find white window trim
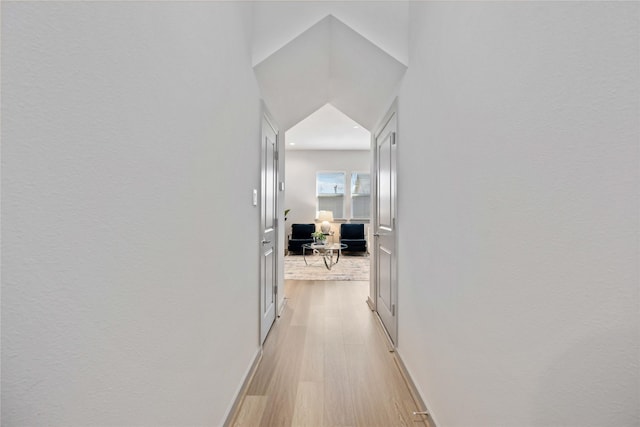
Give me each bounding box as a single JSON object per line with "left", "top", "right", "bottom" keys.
{"left": 316, "top": 170, "right": 346, "bottom": 220}
{"left": 350, "top": 171, "right": 371, "bottom": 221}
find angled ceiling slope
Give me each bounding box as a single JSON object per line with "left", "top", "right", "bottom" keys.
{"left": 253, "top": 15, "right": 407, "bottom": 132}
{"left": 286, "top": 104, "right": 370, "bottom": 150}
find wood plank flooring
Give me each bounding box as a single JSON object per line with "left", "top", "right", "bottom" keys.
{"left": 232, "top": 280, "right": 432, "bottom": 427}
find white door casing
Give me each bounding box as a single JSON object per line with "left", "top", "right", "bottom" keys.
{"left": 260, "top": 112, "right": 278, "bottom": 344}
{"left": 374, "top": 104, "right": 398, "bottom": 345}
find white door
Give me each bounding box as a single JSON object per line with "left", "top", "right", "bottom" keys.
{"left": 374, "top": 107, "right": 398, "bottom": 345}
{"left": 260, "top": 113, "right": 278, "bottom": 344}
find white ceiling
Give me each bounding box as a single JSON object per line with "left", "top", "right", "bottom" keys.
{"left": 253, "top": 14, "right": 407, "bottom": 133}
{"left": 251, "top": 1, "right": 409, "bottom": 67}
{"left": 285, "top": 104, "right": 370, "bottom": 150}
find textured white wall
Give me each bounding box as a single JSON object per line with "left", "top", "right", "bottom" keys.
{"left": 397, "top": 2, "right": 639, "bottom": 426}
{"left": 284, "top": 149, "right": 370, "bottom": 235}
{"left": 2, "top": 3, "right": 262, "bottom": 425}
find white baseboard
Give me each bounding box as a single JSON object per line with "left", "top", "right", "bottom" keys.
{"left": 394, "top": 347, "right": 440, "bottom": 427}
{"left": 222, "top": 347, "right": 263, "bottom": 427}
{"left": 366, "top": 296, "right": 376, "bottom": 311}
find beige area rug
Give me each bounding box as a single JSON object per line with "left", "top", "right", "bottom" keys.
{"left": 284, "top": 254, "right": 370, "bottom": 281}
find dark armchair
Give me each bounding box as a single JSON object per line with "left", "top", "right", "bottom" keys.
{"left": 340, "top": 223, "right": 367, "bottom": 253}
{"left": 287, "top": 223, "right": 315, "bottom": 254}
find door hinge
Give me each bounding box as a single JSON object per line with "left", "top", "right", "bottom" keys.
{"left": 392, "top": 304, "right": 396, "bottom": 316}
{"left": 275, "top": 285, "right": 278, "bottom": 295}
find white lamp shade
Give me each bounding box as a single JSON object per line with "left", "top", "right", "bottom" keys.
{"left": 317, "top": 211, "right": 334, "bottom": 222}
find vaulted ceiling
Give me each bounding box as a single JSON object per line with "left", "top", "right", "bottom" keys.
{"left": 285, "top": 104, "right": 370, "bottom": 150}
{"left": 253, "top": 14, "right": 407, "bottom": 132}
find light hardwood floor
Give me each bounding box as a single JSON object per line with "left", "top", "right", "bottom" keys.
{"left": 231, "top": 280, "right": 433, "bottom": 427}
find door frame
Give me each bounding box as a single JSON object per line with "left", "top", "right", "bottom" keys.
{"left": 369, "top": 99, "right": 399, "bottom": 346}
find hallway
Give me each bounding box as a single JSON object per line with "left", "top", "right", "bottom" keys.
{"left": 4, "top": 2, "right": 637, "bottom": 425}
{"left": 232, "top": 280, "right": 432, "bottom": 427}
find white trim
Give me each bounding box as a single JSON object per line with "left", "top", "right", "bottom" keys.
{"left": 222, "top": 347, "right": 263, "bottom": 427}
{"left": 394, "top": 347, "right": 441, "bottom": 427}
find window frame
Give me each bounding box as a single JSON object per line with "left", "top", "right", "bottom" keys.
{"left": 350, "top": 171, "right": 371, "bottom": 220}
{"left": 316, "top": 171, "right": 346, "bottom": 220}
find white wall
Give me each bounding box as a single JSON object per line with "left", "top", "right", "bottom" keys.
{"left": 284, "top": 149, "right": 370, "bottom": 236}
{"left": 2, "top": 3, "right": 262, "bottom": 425}
{"left": 397, "top": 2, "right": 639, "bottom": 426}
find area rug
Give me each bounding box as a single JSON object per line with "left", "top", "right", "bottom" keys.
{"left": 284, "top": 254, "right": 370, "bottom": 281}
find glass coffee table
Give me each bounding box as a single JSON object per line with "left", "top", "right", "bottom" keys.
{"left": 302, "top": 243, "right": 348, "bottom": 270}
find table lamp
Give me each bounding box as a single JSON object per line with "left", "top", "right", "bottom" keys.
{"left": 318, "top": 210, "right": 333, "bottom": 233}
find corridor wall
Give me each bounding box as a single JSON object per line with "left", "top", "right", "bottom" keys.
{"left": 397, "top": 2, "right": 639, "bottom": 426}
{"left": 2, "top": 2, "right": 262, "bottom": 425}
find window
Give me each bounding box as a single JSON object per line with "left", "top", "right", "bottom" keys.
{"left": 351, "top": 172, "right": 371, "bottom": 219}
{"left": 317, "top": 172, "right": 345, "bottom": 219}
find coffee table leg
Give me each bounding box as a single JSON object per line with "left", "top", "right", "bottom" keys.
{"left": 303, "top": 246, "right": 309, "bottom": 265}
{"left": 323, "top": 250, "right": 334, "bottom": 270}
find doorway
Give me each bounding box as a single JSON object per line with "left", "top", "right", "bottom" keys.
{"left": 253, "top": 12, "right": 406, "bottom": 348}
{"left": 282, "top": 105, "right": 372, "bottom": 283}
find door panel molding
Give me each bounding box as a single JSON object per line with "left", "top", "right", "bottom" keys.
{"left": 260, "top": 108, "right": 279, "bottom": 344}
{"left": 373, "top": 100, "right": 398, "bottom": 346}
